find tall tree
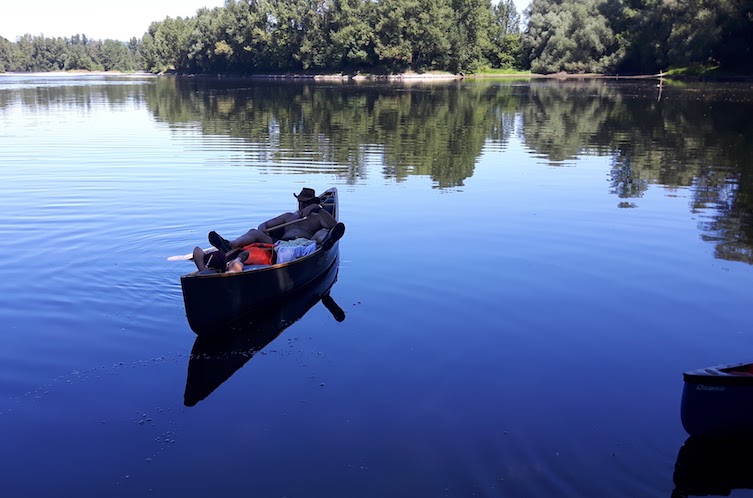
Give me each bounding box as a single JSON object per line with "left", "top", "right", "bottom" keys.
{"left": 487, "top": 0, "right": 522, "bottom": 68}
{"left": 449, "top": 0, "right": 495, "bottom": 72}
{"left": 374, "top": 0, "right": 455, "bottom": 71}
{"left": 142, "top": 17, "right": 195, "bottom": 72}
{"left": 261, "top": 0, "right": 325, "bottom": 70}
{"left": 715, "top": 0, "right": 753, "bottom": 73}
{"left": 128, "top": 37, "right": 144, "bottom": 71}
{"left": 498, "top": 0, "right": 521, "bottom": 34}
{"left": 325, "top": 0, "right": 376, "bottom": 69}
{"left": 616, "top": 0, "right": 719, "bottom": 72}
{"left": 14, "top": 35, "right": 35, "bottom": 72}
{"left": 0, "top": 36, "right": 17, "bottom": 72}
{"left": 522, "top": 0, "right": 623, "bottom": 73}
{"left": 65, "top": 43, "right": 95, "bottom": 70}
{"left": 101, "top": 40, "right": 136, "bottom": 71}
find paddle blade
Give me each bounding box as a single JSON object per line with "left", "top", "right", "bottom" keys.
{"left": 167, "top": 247, "right": 216, "bottom": 262}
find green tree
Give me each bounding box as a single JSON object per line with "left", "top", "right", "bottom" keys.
{"left": 487, "top": 0, "right": 522, "bottom": 68}
{"left": 27, "top": 35, "right": 68, "bottom": 71}
{"left": 374, "top": 0, "right": 455, "bottom": 71}
{"left": 0, "top": 36, "right": 18, "bottom": 72}
{"left": 14, "top": 35, "right": 34, "bottom": 72}
{"left": 128, "top": 37, "right": 144, "bottom": 71}
{"left": 65, "top": 43, "right": 95, "bottom": 70}
{"left": 182, "top": 7, "right": 222, "bottom": 73}
{"left": 615, "top": 0, "right": 718, "bottom": 72}
{"left": 448, "top": 0, "right": 495, "bottom": 72}
{"left": 101, "top": 39, "right": 135, "bottom": 71}
{"left": 715, "top": 0, "right": 753, "bottom": 72}
{"left": 325, "top": 0, "right": 376, "bottom": 69}
{"left": 611, "top": 0, "right": 750, "bottom": 74}
{"left": 86, "top": 39, "right": 105, "bottom": 70}
{"left": 499, "top": 0, "right": 521, "bottom": 34}
{"left": 522, "top": 0, "right": 623, "bottom": 73}
{"left": 190, "top": 0, "right": 275, "bottom": 73}
{"left": 139, "top": 31, "right": 160, "bottom": 72}
{"left": 294, "top": 0, "right": 329, "bottom": 70}
{"left": 666, "top": 0, "right": 722, "bottom": 67}
{"left": 258, "top": 0, "right": 326, "bottom": 70}
{"left": 141, "top": 16, "right": 195, "bottom": 72}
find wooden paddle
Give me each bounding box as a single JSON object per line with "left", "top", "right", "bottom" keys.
{"left": 167, "top": 216, "right": 310, "bottom": 261}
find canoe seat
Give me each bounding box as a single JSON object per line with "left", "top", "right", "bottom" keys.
{"left": 322, "top": 198, "right": 335, "bottom": 215}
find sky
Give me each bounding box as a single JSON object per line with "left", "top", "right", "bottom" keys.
{"left": 1, "top": 0, "right": 228, "bottom": 41}
{"left": 1, "top": 0, "right": 531, "bottom": 42}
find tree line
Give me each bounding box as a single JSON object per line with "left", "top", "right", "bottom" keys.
{"left": 134, "top": 0, "right": 522, "bottom": 74}
{"left": 0, "top": 34, "right": 142, "bottom": 72}
{"left": 522, "top": 0, "right": 752, "bottom": 74}
{"left": 0, "top": 0, "right": 519, "bottom": 74}
{"left": 0, "top": 0, "right": 751, "bottom": 75}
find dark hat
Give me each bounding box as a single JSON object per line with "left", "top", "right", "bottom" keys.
{"left": 203, "top": 251, "right": 227, "bottom": 272}
{"left": 294, "top": 188, "right": 317, "bottom": 201}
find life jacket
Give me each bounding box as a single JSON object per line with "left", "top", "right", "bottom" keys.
{"left": 241, "top": 243, "right": 275, "bottom": 265}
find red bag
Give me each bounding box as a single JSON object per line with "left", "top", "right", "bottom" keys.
{"left": 241, "top": 243, "right": 275, "bottom": 265}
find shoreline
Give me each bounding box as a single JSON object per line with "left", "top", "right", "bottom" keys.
{"left": 2, "top": 70, "right": 749, "bottom": 82}
{"left": 171, "top": 71, "right": 669, "bottom": 82}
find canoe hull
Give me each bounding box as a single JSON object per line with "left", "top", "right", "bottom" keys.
{"left": 681, "top": 362, "right": 753, "bottom": 436}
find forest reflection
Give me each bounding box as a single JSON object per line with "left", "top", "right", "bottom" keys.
{"left": 143, "top": 78, "right": 753, "bottom": 263}
{"left": 519, "top": 80, "right": 753, "bottom": 263}
{"left": 2, "top": 76, "right": 750, "bottom": 263}
{"left": 0, "top": 76, "right": 147, "bottom": 110}
{"left": 143, "top": 78, "right": 506, "bottom": 188}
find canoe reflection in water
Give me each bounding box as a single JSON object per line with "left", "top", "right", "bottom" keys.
{"left": 183, "top": 258, "right": 343, "bottom": 407}
{"left": 672, "top": 431, "right": 753, "bottom": 497}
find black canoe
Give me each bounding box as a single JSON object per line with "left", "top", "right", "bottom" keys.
{"left": 180, "top": 187, "right": 341, "bottom": 336}
{"left": 681, "top": 361, "right": 753, "bottom": 436}
{"left": 183, "top": 259, "right": 343, "bottom": 406}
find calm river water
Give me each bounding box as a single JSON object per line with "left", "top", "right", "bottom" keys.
{"left": 1, "top": 74, "right": 752, "bottom": 497}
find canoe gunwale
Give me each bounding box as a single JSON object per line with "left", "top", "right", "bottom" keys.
{"left": 683, "top": 362, "right": 753, "bottom": 385}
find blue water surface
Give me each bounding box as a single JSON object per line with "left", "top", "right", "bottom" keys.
{"left": 1, "top": 74, "right": 752, "bottom": 497}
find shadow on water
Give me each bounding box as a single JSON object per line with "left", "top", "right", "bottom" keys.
{"left": 672, "top": 432, "right": 753, "bottom": 497}
{"left": 183, "top": 259, "right": 343, "bottom": 407}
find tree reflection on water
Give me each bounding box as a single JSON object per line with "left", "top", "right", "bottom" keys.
{"left": 148, "top": 78, "right": 753, "bottom": 263}
{"left": 2, "top": 76, "right": 750, "bottom": 263}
